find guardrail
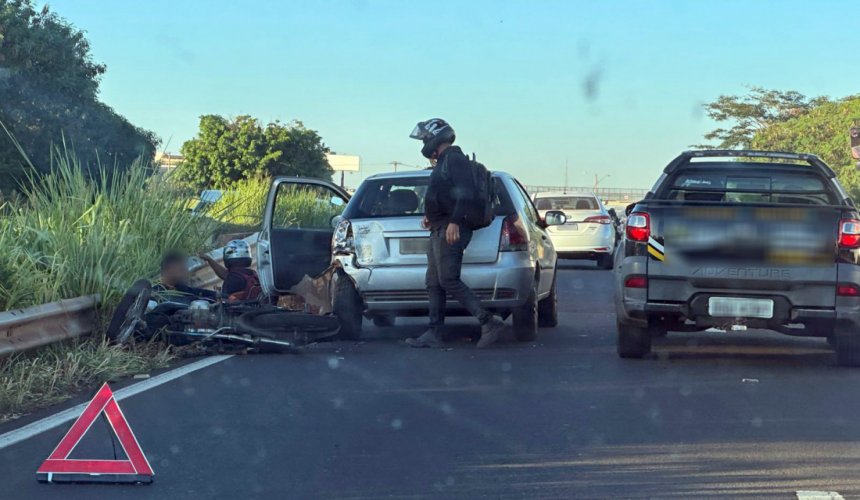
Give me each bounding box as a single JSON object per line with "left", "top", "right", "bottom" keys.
{"left": 0, "top": 295, "right": 101, "bottom": 357}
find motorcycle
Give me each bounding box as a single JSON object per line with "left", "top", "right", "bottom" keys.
{"left": 106, "top": 279, "right": 340, "bottom": 353}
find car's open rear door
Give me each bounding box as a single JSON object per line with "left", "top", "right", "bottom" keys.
{"left": 257, "top": 178, "right": 350, "bottom": 296}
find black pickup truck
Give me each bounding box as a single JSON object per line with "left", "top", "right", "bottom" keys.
{"left": 614, "top": 150, "right": 860, "bottom": 366}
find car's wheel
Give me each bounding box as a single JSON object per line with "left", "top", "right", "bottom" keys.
{"left": 106, "top": 279, "right": 152, "bottom": 344}
{"left": 616, "top": 319, "right": 652, "bottom": 358}
{"left": 537, "top": 272, "right": 558, "bottom": 328}
{"left": 513, "top": 285, "right": 538, "bottom": 341}
{"left": 834, "top": 329, "right": 860, "bottom": 366}
{"left": 597, "top": 253, "right": 613, "bottom": 270}
{"left": 333, "top": 272, "right": 363, "bottom": 340}
{"left": 372, "top": 314, "right": 396, "bottom": 327}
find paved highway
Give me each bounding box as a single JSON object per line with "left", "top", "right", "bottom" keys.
{"left": 2, "top": 262, "right": 859, "bottom": 498}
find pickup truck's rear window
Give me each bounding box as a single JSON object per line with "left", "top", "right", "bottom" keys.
{"left": 663, "top": 169, "right": 836, "bottom": 205}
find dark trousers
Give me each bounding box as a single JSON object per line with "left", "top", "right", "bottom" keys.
{"left": 426, "top": 226, "right": 491, "bottom": 331}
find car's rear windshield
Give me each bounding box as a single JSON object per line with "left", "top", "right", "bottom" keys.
{"left": 660, "top": 167, "right": 837, "bottom": 205}
{"left": 534, "top": 196, "right": 598, "bottom": 211}
{"left": 343, "top": 176, "right": 514, "bottom": 219}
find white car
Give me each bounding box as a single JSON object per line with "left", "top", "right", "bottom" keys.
{"left": 533, "top": 192, "right": 617, "bottom": 269}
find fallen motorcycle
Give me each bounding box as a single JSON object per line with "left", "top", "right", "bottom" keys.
{"left": 106, "top": 279, "right": 340, "bottom": 353}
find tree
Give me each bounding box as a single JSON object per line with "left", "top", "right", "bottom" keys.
{"left": 176, "top": 115, "right": 333, "bottom": 189}
{"left": 750, "top": 95, "right": 860, "bottom": 198}
{"left": 0, "top": 0, "right": 158, "bottom": 191}
{"left": 695, "top": 86, "right": 831, "bottom": 150}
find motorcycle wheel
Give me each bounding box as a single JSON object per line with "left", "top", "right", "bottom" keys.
{"left": 235, "top": 310, "right": 340, "bottom": 344}
{"left": 106, "top": 279, "right": 152, "bottom": 344}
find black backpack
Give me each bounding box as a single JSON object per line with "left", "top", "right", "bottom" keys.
{"left": 440, "top": 150, "right": 497, "bottom": 230}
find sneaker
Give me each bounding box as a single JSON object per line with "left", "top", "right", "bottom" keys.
{"left": 477, "top": 317, "right": 504, "bottom": 349}
{"left": 406, "top": 329, "right": 443, "bottom": 348}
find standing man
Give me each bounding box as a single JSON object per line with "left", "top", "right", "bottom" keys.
{"left": 406, "top": 118, "right": 505, "bottom": 349}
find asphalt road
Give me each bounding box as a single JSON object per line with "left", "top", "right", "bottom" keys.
{"left": 2, "top": 262, "right": 860, "bottom": 499}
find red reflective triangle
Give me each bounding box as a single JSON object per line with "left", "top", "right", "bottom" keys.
{"left": 37, "top": 383, "right": 154, "bottom": 483}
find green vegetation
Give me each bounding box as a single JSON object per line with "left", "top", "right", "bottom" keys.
{"left": 698, "top": 88, "right": 860, "bottom": 199}
{"left": 174, "top": 115, "right": 333, "bottom": 190}
{"left": 0, "top": 0, "right": 157, "bottom": 192}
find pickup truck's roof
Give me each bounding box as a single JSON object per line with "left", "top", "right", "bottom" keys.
{"left": 664, "top": 150, "right": 835, "bottom": 178}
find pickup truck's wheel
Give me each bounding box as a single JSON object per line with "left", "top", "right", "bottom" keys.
{"left": 372, "top": 314, "right": 396, "bottom": 327}
{"left": 513, "top": 286, "right": 538, "bottom": 341}
{"left": 537, "top": 273, "right": 558, "bottom": 328}
{"left": 333, "top": 272, "right": 363, "bottom": 340}
{"left": 616, "top": 319, "right": 652, "bottom": 358}
{"left": 597, "top": 254, "right": 613, "bottom": 270}
{"left": 834, "top": 330, "right": 860, "bottom": 366}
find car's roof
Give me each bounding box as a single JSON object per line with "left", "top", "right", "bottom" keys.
{"left": 533, "top": 191, "right": 598, "bottom": 198}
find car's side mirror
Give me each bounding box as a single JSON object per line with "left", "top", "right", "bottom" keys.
{"left": 544, "top": 210, "right": 567, "bottom": 226}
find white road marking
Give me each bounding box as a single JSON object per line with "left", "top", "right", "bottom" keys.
{"left": 0, "top": 354, "right": 233, "bottom": 450}
{"left": 797, "top": 491, "right": 845, "bottom": 500}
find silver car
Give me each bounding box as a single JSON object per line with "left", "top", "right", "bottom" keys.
{"left": 533, "top": 192, "right": 617, "bottom": 269}
{"left": 255, "top": 170, "right": 565, "bottom": 341}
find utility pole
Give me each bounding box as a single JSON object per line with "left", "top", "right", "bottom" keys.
{"left": 593, "top": 173, "right": 611, "bottom": 192}
{"left": 389, "top": 161, "right": 402, "bottom": 172}
{"left": 564, "top": 159, "right": 569, "bottom": 194}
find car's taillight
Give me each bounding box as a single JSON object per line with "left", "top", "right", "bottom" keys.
{"left": 624, "top": 276, "right": 647, "bottom": 288}
{"left": 500, "top": 214, "right": 529, "bottom": 251}
{"left": 332, "top": 219, "right": 354, "bottom": 254}
{"left": 838, "top": 219, "right": 860, "bottom": 249}
{"left": 838, "top": 283, "right": 860, "bottom": 296}
{"left": 583, "top": 215, "right": 611, "bottom": 224}
{"left": 626, "top": 212, "right": 650, "bottom": 242}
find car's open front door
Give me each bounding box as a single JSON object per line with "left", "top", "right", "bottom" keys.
{"left": 257, "top": 178, "right": 350, "bottom": 296}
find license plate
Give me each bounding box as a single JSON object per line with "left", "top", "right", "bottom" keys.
{"left": 558, "top": 223, "right": 579, "bottom": 231}
{"left": 708, "top": 297, "right": 773, "bottom": 319}
{"left": 400, "top": 238, "right": 429, "bottom": 255}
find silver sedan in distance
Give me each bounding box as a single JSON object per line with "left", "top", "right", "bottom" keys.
{"left": 533, "top": 192, "right": 617, "bottom": 269}
{"left": 330, "top": 170, "right": 566, "bottom": 342}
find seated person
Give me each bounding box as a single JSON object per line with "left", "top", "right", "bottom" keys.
{"left": 153, "top": 250, "right": 217, "bottom": 303}
{"left": 199, "top": 240, "right": 264, "bottom": 301}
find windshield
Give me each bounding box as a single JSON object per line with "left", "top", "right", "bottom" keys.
{"left": 535, "top": 196, "right": 599, "bottom": 211}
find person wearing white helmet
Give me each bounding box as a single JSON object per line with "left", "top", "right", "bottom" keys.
{"left": 200, "top": 239, "right": 264, "bottom": 301}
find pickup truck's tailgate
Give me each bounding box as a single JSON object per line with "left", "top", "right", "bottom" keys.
{"left": 646, "top": 205, "right": 840, "bottom": 308}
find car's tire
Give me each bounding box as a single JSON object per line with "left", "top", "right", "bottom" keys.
{"left": 616, "top": 319, "right": 652, "bottom": 358}
{"left": 834, "top": 329, "right": 860, "bottom": 366}
{"left": 513, "top": 285, "right": 538, "bottom": 341}
{"left": 333, "top": 272, "right": 363, "bottom": 340}
{"left": 372, "top": 314, "right": 396, "bottom": 328}
{"left": 597, "top": 253, "right": 613, "bottom": 270}
{"left": 106, "top": 279, "right": 152, "bottom": 344}
{"left": 537, "top": 272, "right": 558, "bottom": 328}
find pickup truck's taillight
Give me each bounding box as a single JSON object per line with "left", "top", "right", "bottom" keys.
{"left": 332, "top": 219, "right": 354, "bottom": 254}
{"left": 624, "top": 275, "right": 647, "bottom": 288}
{"left": 500, "top": 214, "right": 529, "bottom": 251}
{"left": 626, "top": 212, "right": 650, "bottom": 242}
{"left": 583, "top": 215, "right": 611, "bottom": 224}
{"left": 837, "top": 283, "right": 860, "bottom": 297}
{"left": 838, "top": 219, "right": 860, "bottom": 249}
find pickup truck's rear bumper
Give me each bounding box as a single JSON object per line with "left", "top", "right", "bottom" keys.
{"left": 616, "top": 258, "right": 860, "bottom": 335}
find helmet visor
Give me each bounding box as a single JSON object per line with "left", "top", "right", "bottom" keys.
{"left": 409, "top": 123, "right": 433, "bottom": 142}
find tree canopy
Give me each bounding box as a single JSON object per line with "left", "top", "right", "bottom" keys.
{"left": 175, "top": 115, "right": 333, "bottom": 189}
{"left": 0, "top": 0, "right": 157, "bottom": 191}
{"left": 698, "top": 88, "right": 860, "bottom": 199}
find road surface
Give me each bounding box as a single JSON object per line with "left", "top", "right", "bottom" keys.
{"left": 1, "top": 262, "right": 859, "bottom": 498}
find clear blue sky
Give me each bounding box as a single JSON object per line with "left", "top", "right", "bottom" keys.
{"left": 49, "top": 0, "right": 857, "bottom": 188}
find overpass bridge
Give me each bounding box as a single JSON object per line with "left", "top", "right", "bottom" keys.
{"left": 523, "top": 185, "right": 649, "bottom": 204}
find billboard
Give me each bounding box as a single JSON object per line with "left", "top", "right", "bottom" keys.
{"left": 326, "top": 153, "right": 360, "bottom": 172}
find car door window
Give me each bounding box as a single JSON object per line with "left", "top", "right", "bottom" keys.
{"left": 272, "top": 182, "right": 347, "bottom": 229}
{"left": 513, "top": 181, "right": 540, "bottom": 223}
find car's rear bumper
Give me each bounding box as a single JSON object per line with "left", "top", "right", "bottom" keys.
{"left": 336, "top": 252, "right": 535, "bottom": 312}
{"left": 549, "top": 225, "right": 615, "bottom": 256}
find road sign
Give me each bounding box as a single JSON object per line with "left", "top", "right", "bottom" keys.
{"left": 36, "top": 383, "right": 154, "bottom": 484}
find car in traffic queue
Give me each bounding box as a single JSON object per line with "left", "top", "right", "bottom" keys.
{"left": 614, "top": 150, "right": 860, "bottom": 366}
{"left": 306, "top": 170, "right": 565, "bottom": 341}
{"left": 533, "top": 191, "right": 617, "bottom": 269}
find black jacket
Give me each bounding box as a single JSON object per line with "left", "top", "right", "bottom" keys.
{"left": 424, "top": 146, "right": 475, "bottom": 229}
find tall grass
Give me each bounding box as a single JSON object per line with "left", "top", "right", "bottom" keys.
{"left": 0, "top": 150, "right": 218, "bottom": 311}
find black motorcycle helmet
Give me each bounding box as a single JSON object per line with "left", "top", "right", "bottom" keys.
{"left": 409, "top": 118, "right": 456, "bottom": 159}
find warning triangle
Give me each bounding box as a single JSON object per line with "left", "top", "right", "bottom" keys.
{"left": 37, "top": 383, "right": 154, "bottom": 484}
